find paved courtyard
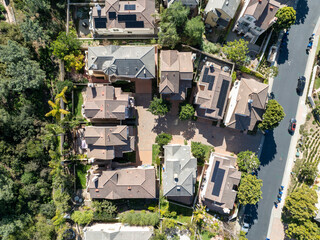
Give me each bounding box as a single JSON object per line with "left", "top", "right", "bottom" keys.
{"left": 135, "top": 100, "right": 263, "bottom": 165}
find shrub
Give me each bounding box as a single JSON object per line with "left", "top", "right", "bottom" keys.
{"left": 179, "top": 104, "right": 195, "bottom": 120}
{"left": 155, "top": 133, "right": 173, "bottom": 147}
{"left": 119, "top": 211, "right": 160, "bottom": 226}
{"left": 92, "top": 200, "right": 117, "bottom": 221}
{"left": 232, "top": 71, "right": 237, "bottom": 83}
{"left": 203, "top": 41, "right": 220, "bottom": 54}
{"left": 71, "top": 210, "right": 94, "bottom": 226}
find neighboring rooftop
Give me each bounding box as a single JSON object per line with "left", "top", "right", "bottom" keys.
{"left": 224, "top": 77, "right": 268, "bottom": 131}
{"left": 84, "top": 126, "right": 135, "bottom": 160}
{"left": 205, "top": 0, "right": 241, "bottom": 19}
{"left": 201, "top": 153, "right": 241, "bottom": 214}
{"left": 163, "top": 145, "right": 197, "bottom": 203}
{"left": 88, "top": 167, "right": 156, "bottom": 199}
{"left": 194, "top": 62, "right": 232, "bottom": 120}
{"left": 86, "top": 45, "right": 156, "bottom": 79}
{"left": 84, "top": 223, "right": 153, "bottom": 240}
{"left": 84, "top": 85, "right": 131, "bottom": 120}
{"left": 159, "top": 50, "right": 193, "bottom": 100}
{"left": 244, "top": 0, "right": 280, "bottom": 30}
{"left": 166, "top": 0, "right": 199, "bottom": 8}
{"left": 91, "top": 0, "right": 155, "bottom": 31}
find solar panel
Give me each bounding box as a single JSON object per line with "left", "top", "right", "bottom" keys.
{"left": 124, "top": 4, "right": 136, "bottom": 10}
{"left": 211, "top": 161, "right": 220, "bottom": 182}
{"left": 94, "top": 18, "right": 107, "bottom": 29}
{"left": 202, "top": 67, "right": 215, "bottom": 90}
{"left": 212, "top": 168, "right": 225, "bottom": 197}
{"left": 118, "top": 14, "right": 136, "bottom": 22}
{"left": 217, "top": 79, "right": 230, "bottom": 116}
{"left": 109, "top": 12, "right": 116, "bottom": 20}
{"left": 125, "top": 21, "right": 144, "bottom": 28}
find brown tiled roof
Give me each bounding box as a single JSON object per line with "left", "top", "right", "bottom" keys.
{"left": 226, "top": 77, "right": 268, "bottom": 131}
{"left": 85, "top": 126, "right": 135, "bottom": 160}
{"left": 244, "top": 0, "right": 279, "bottom": 30}
{"left": 88, "top": 167, "right": 156, "bottom": 199}
{"left": 159, "top": 50, "right": 193, "bottom": 100}
{"left": 92, "top": 0, "right": 155, "bottom": 30}
{"left": 194, "top": 63, "right": 232, "bottom": 120}
{"left": 202, "top": 153, "right": 241, "bottom": 211}
{"left": 84, "top": 85, "right": 129, "bottom": 120}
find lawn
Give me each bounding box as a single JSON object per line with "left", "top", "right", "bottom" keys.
{"left": 152, "top": 144, "right": 161, "bottom": 165}
{"left": 203, "top": 144, "right": 214, "bottom": 162}
{"left": 160, "top": 198, "right": 193, "bottom": 224}
{"left": 74, "top": 86, "right": 84, "bottom": 117}
{"left": 314, "top": 77, "right": 320, "bottom": 90}
{"left": 76, "top": 163, "right": 91, "bottom": 189}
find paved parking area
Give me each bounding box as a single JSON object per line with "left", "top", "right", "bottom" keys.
{"left": 135, "top": 100, "right": 263, "bottom": 165}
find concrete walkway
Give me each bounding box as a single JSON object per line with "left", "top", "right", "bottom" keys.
{"left": 267, "top": 16, "right": 320, "bottom": 240}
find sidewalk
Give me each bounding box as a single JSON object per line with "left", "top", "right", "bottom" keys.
{"left": 266, "top": 16, "right": 320, "bottom": 240}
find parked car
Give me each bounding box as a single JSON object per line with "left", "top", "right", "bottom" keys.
{"left": 288, "top": 118, "right": 297, "bottom": 134}
{"left": 241, "top": 222, "right": 250, "bottom": 233}
{"left": 296, "top": 76, "right": 306, "bottom": 95}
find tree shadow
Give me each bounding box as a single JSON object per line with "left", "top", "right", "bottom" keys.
{"left": 259, "top": 130, "right": 277, "bottom": 167}
{"left": 244, "top": 204, "right": 259, "bottom": 226}
{"left": 182, "top": 121, "right": 196, "bottom": 140}
{"left": 295, "top": 0, "right": 309, "bottom": 25}
{"left": 152, "top": 116, "right": 169, "bottom": 134}
{"left": 277, "top": 34, "right": 289, "bottom": 65}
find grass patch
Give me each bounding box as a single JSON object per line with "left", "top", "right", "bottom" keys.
{"left": 201, "top": 231, "right": 216, "bottom": 240}
{"left": 160, "top": 198, "right": 193, "bottom": 224}
{"left": 152, "top": 144, "right": 161, "bottom": 165}
{"left": 74, "top": 87, "right": 84, "bottom": 117}
{"left": 314, "top": 77, "right": 320, "bottom": 90}
{"left": 76, "top": 164, "right": 91, "bottom": 189}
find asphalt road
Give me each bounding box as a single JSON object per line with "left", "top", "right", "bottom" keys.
{"left": 245, "top": 0, "right": 320, "bottom": 239}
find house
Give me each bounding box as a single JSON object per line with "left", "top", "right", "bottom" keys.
{"left": 164, "top": 0, "right": 198, "bottom": 9}
{"left": 82, "top": 125, "right": 135, "bottom": 161}
{"left": 87, "top": 166, "right": 156, "bottom": 199}
{"left": 84, "top": 223, "right": 153, "bottom": 240}
{"left": 201, "top": 153, "right": 241, "bottom": 214}
{"left": 233, "top": 0, "right": 280, "bottom": 43}
{"left": 88, "top": 0, "right": 156, "bottom": 36}
{"left": 204, "top": 0, "right": 241, "bottom": 29}
{"left": 159, "top": 50, "right": 194, "bottom": 101}
{"left": 224, "top": 77, "right": 268, "bottom": 132}
{"left": 194, "top": 62, "right": 232, "bottom": 123}
{"left": 85, "top": 45, "right": 156, "bottom": 81}
{"left": 163, "top": 145, "right": 197, "bottom": 205}
{"left": 83, "top": 85, "right": 134, "bottom": 121}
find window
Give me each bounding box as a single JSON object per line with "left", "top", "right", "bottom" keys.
{"left": 246, "top": 16, "right": 253, "bottom": 22}
{"left": 254, "top": 26, "right": 262, "bottom": 32}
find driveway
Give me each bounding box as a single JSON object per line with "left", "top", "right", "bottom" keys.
{"left": 135, "top": 100, "right": 262, "bottom": 165}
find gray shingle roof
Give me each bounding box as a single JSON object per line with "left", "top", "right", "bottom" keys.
{"left": 205, "top": 0, "right": 241, "bottom": 19}
{"left": 87, "top": 45, "right": 156, "bottom": 79}
{"left": 163, "top": 145, "right": 197, "bottom": 198}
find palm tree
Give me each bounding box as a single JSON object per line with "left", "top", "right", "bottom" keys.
{"left": 45, "top": 98, "right": 70, "bottom": 121}
{"left": 55, "top": 86, "right": 68, "bottom": 103}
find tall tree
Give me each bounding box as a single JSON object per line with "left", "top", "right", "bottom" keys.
{"left": 179, "top": 104, "right": 195, "bottom": 120}
{"left": 155, "top": 133, "right": 172, "bottom": 147}
{"left": 298, "top": 162, "right": 318, "bottom": 185}
{"left": 284, "top": 184, "right": 317, "bottom": 222}
{"left": 158, "top": 23, "right": 180, "bottom": 49}
{"left": 258, "top": 99, "right": 285, "bottom": 131}
{"left": 237, "top": 174, "right": 263, "bottom": 205}
{"left": 274, "top": 7, "right": 296, "bottom": 31}
{"left": 237, "top": 151, "right": 260, "bottom": 173}
{"left": 148, "top": 97, "right": 171, "bottom": 116}
{"left": 184, "top": 16, "right": 205, "bottom": 47}
{"left": 286, "top": 220, "right": 320, "bottom": 240}
{"left": 222, "top": 39, "right": 249, "bottom": 65}
{"left": 71, "top": 210, "right": 94, "bottom": 226}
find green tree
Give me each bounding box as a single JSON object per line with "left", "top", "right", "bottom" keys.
{"left": 237, "top": 151, "right": 260, "bottom": 173}
{"left": 284, "top": 184, "right": 317, "bottom": 222}
{"left": 274, "top": 7, "right": 296, "bottom": 31}
{"left": 151, "top": 230, "right": 166, "bottom": 240}
{"left": 160, "top": 2, "right": 189, "bottom": 29}
{"left": 179, "top": 104, "right": 195, "bottom": 120}
{"left": 92, "top": 200, "right": 117, "bottom": 221}
{"left": 298, "top": 162, "right": 318, "bottom": 185}
{"left": 71, "top": 210, "right": 94, "bottom": 226}
{"left": 148, "top": 97, "right": 171, "bottom": 116}
{"left": 258, "top": 99, "right": 285, "bottom": 131}
{"left": 237, "top": 174, "right": 263, "bottom": 205}
{"left": 155, "top": 133, "right": 172, "bottom": 147}
{"left": 239, "top": 231, "right": 248, "bottom": 240}
{"left": 51, "top": 30, "right": 81, "bottom": 59}
{"left": 119, "top": 211, "right": 159, "bottom": 226}
{"left": 184, "top": 16, "right": 205, "bottom": 47}
{"left": 222, "top": 39, "right": 249, "bottom": 65}
{"left": 29, "top": 214, "right": 56, "bottom": 240}
{"left": 0, "top": 40, "right": 45, "bottom": 92}
{"left": 158, "top": 23, "right": 180, "bottom": 49}
{"left": 203, "top": 41, "right": 220, "bottom": 54}
{"left": 45, "top": 98, "right": 70, "bottom": 121}
{"left": 20, "top": 18, "right": 49, "bottom": 43}
{"left": 286, "top": 220, "right": 320, "bottom": 240}
{"left": 191, "top": 142, "right": 206, "bottom": 160}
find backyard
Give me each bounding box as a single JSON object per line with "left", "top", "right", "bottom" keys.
{"left": 76, "top": 163, "right": 91, "bottom": 189}
{"left": 73, "top": 86, "right": 85, "bottom": 118}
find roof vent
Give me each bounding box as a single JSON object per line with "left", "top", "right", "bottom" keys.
{"left": 248, "top": 99, "right": 253, "bottom": 104}
{"left": 259, "top": 0, "right": 262, "bottom": 2}
{"left": 174, "top": 173, "right": 178, "bottom": 182}
{"left": 226, "top": 1, "right": 229, "bottom": 5}
{"left": 270, "top": 6, "right": 274, "bottom": 10}
{"left": 177, "top": 186, "right": 181, "bottom": 191}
